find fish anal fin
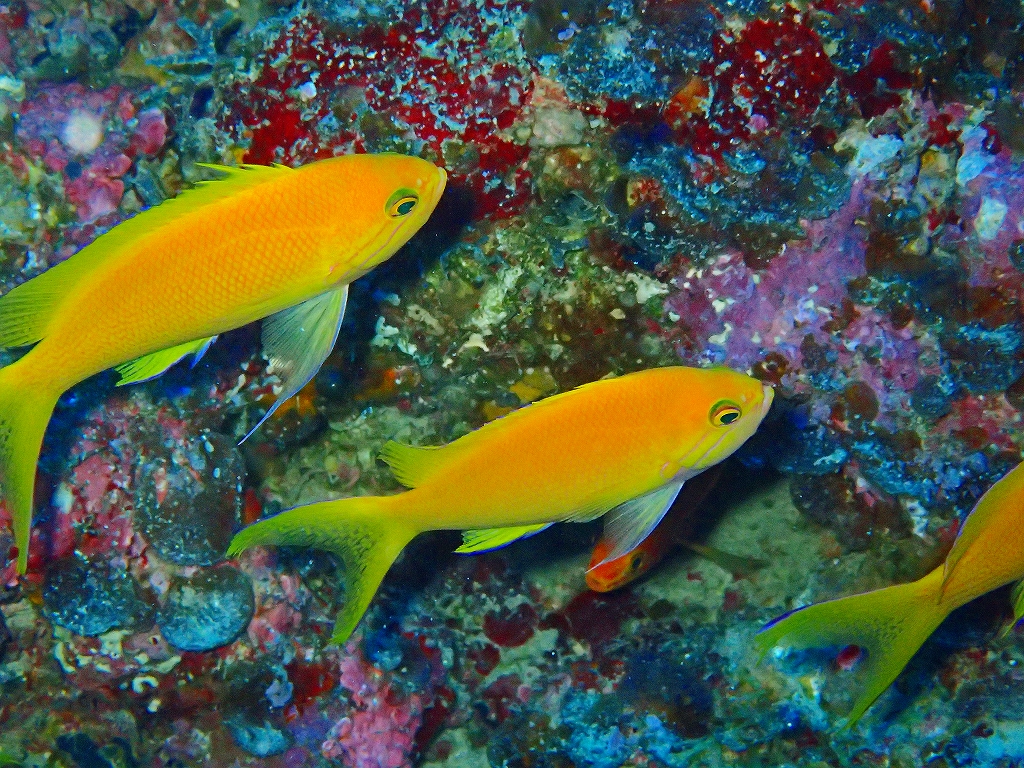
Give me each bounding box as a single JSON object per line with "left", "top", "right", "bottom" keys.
{"left": 242, "top": 284, "right": 348, "bottom": 443}
{"left": 115, "top": 335, "right": 217, "bottom": 386}
{"left": 455, "top": 523, "right": 551, "bottom": 554}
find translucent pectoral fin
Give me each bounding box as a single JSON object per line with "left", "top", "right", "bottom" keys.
{"left": 456, "top": 523, "right": 552, "bottom": 554}
{"left": 115, "top": 335, "right": 218, "bottom": 385}
{"left": 594, "top": 480, "right": 686, "bottom": 567}
{"left": 242, "top": 285, "right": 348, "bottom": 443}
{"left": 1011, "top": 579, "right": 1024, "bottom": 624}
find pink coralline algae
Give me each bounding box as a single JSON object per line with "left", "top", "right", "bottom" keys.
{"left": 15, "top": 84, "right": 167, "bottom": 222}
{"left": 321, "top": 643, "right": 424, "bottom": 768}
{"left": 664, "top": 180, "right": 871, "bottom": 374}
{"left": 219, "top": 0, "right": 536, "bottom": 217}
{"left": 45, "top": 398, "right": 147, "bottom": 567}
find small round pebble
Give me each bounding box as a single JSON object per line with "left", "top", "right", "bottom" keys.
{"left": 135, "top": 432, "right": 243, "bottom": 566}
{"left": 158, "top": 566, "right": 255, "bottom": 652}
{"left": 43, "top": 555, "right": 152, "bottom": 636}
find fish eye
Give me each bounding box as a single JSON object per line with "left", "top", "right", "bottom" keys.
{"left": 386, "top": 190, "right": 419, "bottom": 218}
{"left": 629, "top": 553, "right": 646, "bottom": 572}
{"left": 710, "top": 401, "right": 742, "bottom": 427}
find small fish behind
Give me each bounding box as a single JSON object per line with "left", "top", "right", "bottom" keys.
{"left": 0, "top": 153, "right": 447, "bottom": 573}
{"left": 586, "top": 464, "right": 724, "bottom": 592}
{"left": 228, "top": 366, "right": 774, "bottom": 643}
{"left": 756, "top": 459, "right": 1024, "bottom": 724}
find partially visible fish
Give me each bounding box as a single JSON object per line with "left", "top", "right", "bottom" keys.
{"left": 586, "top": 464, "right": 724, "bottom": 592}
{"left": 0, "top": 153, "right": 446, "bottom": 572}
{"left": 756, "top": 459, "right": 1024, "bottom": 724}
{"left": 229, "top": 366, "right": 774, "bottom": 643}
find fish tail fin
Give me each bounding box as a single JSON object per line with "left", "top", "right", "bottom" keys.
{"left": 755, "top": 567, "right": 948, "bottom": 724}
{"left": 227, "top": 494, "right": 417, "bottom": 644}
{"left": 0, "top": 362, "right": 58, "bottom": 573}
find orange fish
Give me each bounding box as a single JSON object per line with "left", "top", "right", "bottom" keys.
{"left": 0, "top": 154, "right": 446, "bottom": 572}
{"left": 586, "top": 464, "right": 724, "bottom": 592}
{"left": 229, "top": 366, "right": 774, "bottom": 642}
{"left": 757, "top": 459, "right": 1024, "bottom": 723}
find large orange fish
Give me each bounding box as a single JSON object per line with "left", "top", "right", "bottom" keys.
{"left": 757, "top": 460, "right": 1024, "bottom": 723}
{"left": 0, "top": 154, "right": 446, "bottom": 572}
{"left": 229, "top": 366, "right": 774, "bottom": 642}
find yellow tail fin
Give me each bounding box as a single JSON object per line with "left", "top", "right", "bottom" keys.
{"left": 755, "top": 567, "right": 949, "bottom": 724}
{"left": 0, "top": 362, "right": 59, "bottom": 573}
{"left": 227, "top": 495, "right": 416, "bottom": 643}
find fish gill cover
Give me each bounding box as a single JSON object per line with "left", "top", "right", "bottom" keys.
{"left": 0, "top": 0, "right": 1023, "bottom": 765}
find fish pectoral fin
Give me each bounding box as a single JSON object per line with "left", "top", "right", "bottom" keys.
{"left": 242, "top": 284, "right": 348, "bottom": 443}
{"left": 115, "top": 335, "right": 218, "bottom": 385}
{"left": 455, "top": 523, "right": 552, "bottom": 554}
{"left": 593, "top": 480, "right": 686, "bottom": 568}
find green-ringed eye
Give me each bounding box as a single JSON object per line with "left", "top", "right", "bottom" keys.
{"left": 710, "top": 401, "right": 742, "bottom": 427}
{"left": 386, "top": 190, "right": 419, "bottom": 217}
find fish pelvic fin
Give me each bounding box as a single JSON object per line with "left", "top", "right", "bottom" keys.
{"left": 755, "top": 566, "right": 948, "bottom": 726}
{"left": 227, "top": 494, "right": 416, "bottom": 644}
{"left": 0, "top": 361, "right": 60, "bottom": 573}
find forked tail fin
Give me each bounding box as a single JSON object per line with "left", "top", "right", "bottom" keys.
{"left": 0, "top": 362, "right": 59, "bottom": 573}
{"left": 754, "top": 566, "right": 949, "bottom": 724}
{"left": 227, "top": 494, "right": 416, "bottom": 643}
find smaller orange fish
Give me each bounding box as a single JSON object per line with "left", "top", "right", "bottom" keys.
{"left": 586, "top": 464, "right": 723, "bottom": 592}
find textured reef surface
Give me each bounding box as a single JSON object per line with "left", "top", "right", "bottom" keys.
{"left": 2, "top": 0, "right": 1024, "bottom": 765}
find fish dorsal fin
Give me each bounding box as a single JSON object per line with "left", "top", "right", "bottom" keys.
{"left": 592, "top": 479, "right": 688, "bottom": 568}
{"left": 941, "top": 461, "right": 1024, "bottom": 596}
{"left": 115, "top": 335, "right": 217, "bottom": 385}
{"left": 379, "top": 440, "right": 463, "bottom": 488}
{"left": 242, "top": 284, "right": 348, "bottom": 443}
{"left": 380, "top": 376, "right": 624, "bottom": 489}
{"left": 95, "top": 163, "right": 292, "bottom": 262}
{"left": 455, "top": 523, "right": 552, "bottom": 554}
{"left": 0, "top": 164, "right": 291, "bottom": 350}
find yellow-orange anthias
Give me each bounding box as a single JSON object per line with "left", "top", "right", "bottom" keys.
{"left": 229, "top": 365, "right": 774, "bottom": 643}
{"left": 0, "top": 153, "right": 447, "bottom": 572}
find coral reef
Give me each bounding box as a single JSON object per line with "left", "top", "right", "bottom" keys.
{"left": 1, "top": 0, "right": 1024, "bottom": 765}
